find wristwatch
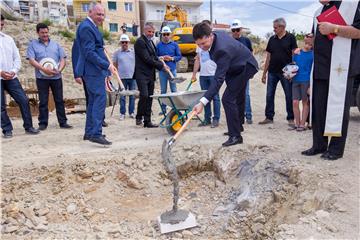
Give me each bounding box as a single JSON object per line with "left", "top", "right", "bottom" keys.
{"left": 333, "top": 25, "right": 339, "bottom": 34}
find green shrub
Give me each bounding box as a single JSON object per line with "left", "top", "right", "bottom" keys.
{"left": 58, "top": 29, "right": 75, "bottom": 40}
{"left": 99, "top": 27, "right": 111, "bottom": 41}
{"left": 42, "top": 19, "right": 53, "bottom": 26}
{"left": 130, "top": 36, "right": 137, "bottom": 44}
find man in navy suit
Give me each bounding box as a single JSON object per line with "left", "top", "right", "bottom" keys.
{"left": 192, "top": 22, "right": 258, "bottom": 147}
{"left": 74, "top": 3, "right": 116, "bottom": 145}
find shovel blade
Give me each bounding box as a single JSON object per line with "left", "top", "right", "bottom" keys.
{"left": 118, "top": 90, "right": 140, "bottom": 97}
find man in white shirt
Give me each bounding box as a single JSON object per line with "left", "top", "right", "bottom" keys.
{"left": 0, "top": 15, "right": 39, "bottom": 138}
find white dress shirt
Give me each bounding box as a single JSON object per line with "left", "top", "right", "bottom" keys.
{"left": 0, "top": 31, "right": 21, "bottom": 80}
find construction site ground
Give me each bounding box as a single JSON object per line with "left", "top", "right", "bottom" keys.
{"left": 1, "top": 71, "right": 359, "bottom": 239}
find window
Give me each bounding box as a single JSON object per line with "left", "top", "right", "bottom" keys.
{"left": 156, "top": 9, "right": 164, "bottom": 21}
{"left": 81, "top": 3, "right": 90, "bottom": 12}
{"left": 108, "top": 1, "right": 117, "bottom": 11}
{"left": 109, "top": 23, "right": 118, "bottom": 32}
{"left": 125, "top": 2, "right": 133, "bottom": 12}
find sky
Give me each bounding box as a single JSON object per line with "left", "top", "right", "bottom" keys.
{"left": 201, "top": 0, "right": 323, "bottom": 37}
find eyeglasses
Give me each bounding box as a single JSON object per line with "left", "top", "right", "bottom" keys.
{"left": 120, "top": 41, "right": 128, "bottom": 44}
{"left": 231, "top": 28, "right": 241, "bottom": 33}
{"left": 162, "top": 33, "right": 170, "bottom": 36}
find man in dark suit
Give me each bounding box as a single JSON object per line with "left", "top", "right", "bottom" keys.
{"left": 134, "top": 22, "right": 168, "bottom": 128}
{"left": 192, "top": 22, "right": 258, "bottom": 147}
{"left": 74, "top": 3, "right": 116, "bottom": 145}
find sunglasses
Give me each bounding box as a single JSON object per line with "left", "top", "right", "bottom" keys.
{"left": 232, "top": 28, "right": 241, "bottom": 33}
{"left": 162, "top": 33, "right": 170, "bottom": 36}
{"left": 121, "top": 41, "right": 128, "bottom": 44}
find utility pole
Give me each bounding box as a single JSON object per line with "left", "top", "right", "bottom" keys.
{"left": 210, "top": 0, "right": 213, "bottom": 23}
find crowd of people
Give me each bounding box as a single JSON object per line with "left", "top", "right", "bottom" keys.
{"left": 1, "top": 0, "right": 359, "bottom": 159}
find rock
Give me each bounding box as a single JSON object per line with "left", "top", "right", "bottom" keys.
{"left": 92, "top": 175, "right": 105, "bottom": 183}
{"left": 116, "top": 170, "right": 129, "bottom": 182}
{"left": 213, "top": 155, "right": 239, "bottom": 182}
{"left": 84, "top": 185, "right": 99, "bottom": 194}
{"left": 24, "top": 219, "right": 35, "bottom": 229}
{"left": 96, "top": 232, "right": 107, "bottom": 239}
{"left": 127, "top": 177, "right": 143, "bottom": 190}
{"left": 21, "top": 208, "right": 38, "bottom": 226}
{"left": 78, "top": 168, "right": 93, "bottom": 179}
{"left": 36, "top": 208, "right": 50, "bottom": 216}
{"left": 213, "top": 205, "right": 229, "bottom": 216}
{"left": 253, "top": 214, "right": 266, "bottom": 224}
{"left": 325, "top": 223, "right": 338, "bottom": 233}
{"left": 182, "top": 230, "right": 193, "bottom": 238}
{"left": 34, "top": 223, "right": 48, "bottom": 232}
{"left": 5, "top": 203, "right": 20, "bottom": 218}
{"left": 315, "top": 210, "right": 330, "bottom": 220}
{"left": 3, "top": 225, "right": 19, "bottom": 233}
{"left": 174, "top": 232, "right": 183, "bottom": 238}
{"left": 123, "top": 159, "right": 132, "bottom": 167}
{"left": 238, "top": 211, "right": 247, "bottom": 217}
{"left": 98, "top": 208, "right": 106, "bottom": 214}
{"left": 66, "top": 203, "right": 77, "bottom": 214}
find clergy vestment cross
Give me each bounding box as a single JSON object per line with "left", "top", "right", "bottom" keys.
{"left": 334, "top": 64, "right": 348, "bottom": 76}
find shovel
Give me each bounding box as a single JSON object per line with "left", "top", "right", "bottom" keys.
{"left": 104, "top": 49, "right": 139, "bottom": 116}
{"left": 159, "top": 58, "right": 186, "bottom": 84}
{"left": 159, "top": 111, "right": 198, "bottom": 234}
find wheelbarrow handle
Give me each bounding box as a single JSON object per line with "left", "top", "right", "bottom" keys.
{"left": 172, "top": 111, "right": 197, "bottom": 142}
{"left": 159, "top": 58, "right": 175, "bottom": 79}
{"left": 104, "top": 48, "right": 125, "bottom": 91}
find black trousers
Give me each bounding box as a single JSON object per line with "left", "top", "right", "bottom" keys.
{"left": 222, "top": 64, "right": 258, "bottom": 137}
{"left": 36, "top": 78, "right": 67, "bottom": 126}
{"left": 136, "top": 78, "right": 154, "bottom": 123}
{"left": 311, "top": 76, "right": 355, "bottom": 156}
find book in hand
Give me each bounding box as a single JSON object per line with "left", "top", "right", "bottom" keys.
{"left": 316, "top": 5, "right": 346, "bottom": 40}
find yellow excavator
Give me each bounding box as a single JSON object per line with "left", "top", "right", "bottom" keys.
{"left": 161, "top": 4, "right": 196, "bottom": 72}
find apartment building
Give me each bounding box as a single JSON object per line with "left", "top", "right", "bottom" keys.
{"left": 73, "top": 0, "right": 140, "bottom": 36}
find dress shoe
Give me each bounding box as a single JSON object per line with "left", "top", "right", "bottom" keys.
{"left": 89, "top": 136, "right": 112, "bottom": 145}
{"left": 83, "top": 134, "right": 106, "bottom": 141}
{"left": 222, "top": 136, "right": 243, "bottom": 147}
{"left": 60, "top": 123, "right": 73, "bottom": 129}
{"left": 136, "top": 119, "right": 143, "bottom": 126}
{"left": 38, "top": 125, "right": 47, "bottom": 131}
{"left": 258, "top": 118, "right": 273, "bottom": 125}
{"left": 144, "top": 122, "right": 158, "bottom": 128}
{"left": 25, "top": 127, "right": 40, "bottom": 135}
{"left": 102, "top": 121, "right": 108, "bottom": 127}
{"left": 3, "top": 131, "right": 13, "bottom": 138}
{"left": 321, "top": 151, "right": 342, "bottom": 161}
{"left": 301, "top": 147, "right": 327, "bottom": 156}
{"left": 211, "top": 119, "right": 219, "bottom": 128}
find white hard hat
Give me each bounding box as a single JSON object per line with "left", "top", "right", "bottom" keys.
{"left": 230, "top": 19, "right": 242, "bottom": 29}
{"left": 39, "top": 57, "right": 58, "bottom": 77}
{"left": 119, "top": 34, "right": 130, "bottom": 42}
{"left": 282, "top": 64, "right": 299, "bottom": 79}
{"left": 161, "top": 26, "right": 172, "bottom": 34}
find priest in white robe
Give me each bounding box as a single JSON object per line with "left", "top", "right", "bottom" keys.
{"left": 302, "top": 0, "right": 360, "bottom": 160}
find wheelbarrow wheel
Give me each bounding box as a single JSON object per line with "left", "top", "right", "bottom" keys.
{"left": 166, "top": 110, "right": 184, "bottom": 136}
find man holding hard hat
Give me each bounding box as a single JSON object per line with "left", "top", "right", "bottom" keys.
{"left": 27, "top": 22, "right": 72, "bottom": 131}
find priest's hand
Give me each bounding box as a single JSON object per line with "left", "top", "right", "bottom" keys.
{"left": 318, "top": 22, "right": 335, "bottom": 35}
{"left": 75, "top": 77, "right": 83, "bottom": 84}
{"left": 193, "top": 102, "right": 204, "bottom": 115}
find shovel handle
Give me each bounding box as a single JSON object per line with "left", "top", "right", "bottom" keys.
{"left": 173, "top": 111, "right": 197, "bottom": 141}
{"left": 159, "top": 58, "right": 174, "bottom": 79}
{"left": 104, "top": 49, "right": 125, "bottom": 91}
